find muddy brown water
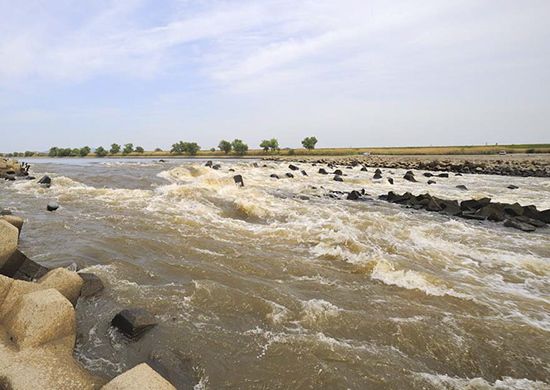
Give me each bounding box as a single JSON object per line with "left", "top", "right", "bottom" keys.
{"left": 1, "top": 158, "right": 549, "bottom": 390}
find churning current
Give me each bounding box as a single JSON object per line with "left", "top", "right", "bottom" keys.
{"left": 1, "top": 158, "right": 549, "bottom": 390}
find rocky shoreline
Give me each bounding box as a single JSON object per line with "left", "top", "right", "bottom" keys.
{"left": 0, "top": 160, "right": 178, "bottom": 390}
{"left": 262, "top": 154, "right": 550, "bottom": 177}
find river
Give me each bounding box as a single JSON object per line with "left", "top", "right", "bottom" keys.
{"left": 1, "top": 158, "right": 549, "bottom": 390}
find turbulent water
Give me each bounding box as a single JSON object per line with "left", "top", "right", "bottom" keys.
{"left": 1, "top": 158, "right": 550, "bottom": 390}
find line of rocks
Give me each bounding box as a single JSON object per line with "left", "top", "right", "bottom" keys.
{"left": 0, "top": 213, "right": 177, "bottom": 389}
{"left": 262, "top": 155, "right": 550, "bottom": 177}
{"left": 378, "top": 191, "right": 549, "bottom": 232}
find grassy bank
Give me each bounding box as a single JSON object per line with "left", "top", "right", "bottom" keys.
{"left": 7, "top": 143, "right": 550, "bottom": 158}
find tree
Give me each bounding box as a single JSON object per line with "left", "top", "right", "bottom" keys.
{"left": 269, "top": 138, "right": 279, "bottom": 152}
{"left": 70, "top": 148, "right": 80, "bottom": 157}
{"left": 302, "top": 136, "right": 318, "bottom": 150}
{"left": 79, "top": 146, "right": 91, "bottom": 157}
{"left": 24, "top": 151, "right": 34, "bottom": 157}
{"left": 260, "top": 140, "right": 271, "bottom": 152}
{"left": 218, "top": 140, "right": 232, "bottom": 154}
{"left": 122, "top": 143, "right": 134, "bottom": 155}
{"left": 171, "top": 141, "right": 200, "bottom": 156}
{"left": 49, "top": 147, "right": 59, "bottom": 157}
{"left": 210, "top": 147, "right": 215, "bottom": 152}
{"left": 95, "top": 146, "right": 108, "bottom": 157}
{"left": 171, "top": 142, "right": 184, "bottom": 155}
{"left": 154, "top": 148, "right": 162, "bottom": 152}
{"left": 135, "top": 146, "right": 144, "bottom": 153}
{"left": 231, "top": 139, "right": 248, "bottom": 155}
{"left": 110, "top": 143, "right": 121, "bottom": 154}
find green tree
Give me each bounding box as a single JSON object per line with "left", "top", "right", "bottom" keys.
{"left": 260, "top": 140, "right": 271, "bottom": 152}
{"left": 49, "top": 147, "right": 59, "bottom": 157}
{"left": 24, "top": 151, "right": 34, "bottom": 157}
{"left": 269, "top": 138, "right": 279, "bottom": 152}
{"left": 231, "top": 139, "right": 248, "bottom": 155}
{"left": 171, "top": 141, "right": 184, "bottom": 155}
{"left": 110, "top": 143, "right": 121, "bottom": 154}
{"left": 185, "top": 142, "right": 200, "bottom": 156}
{"left": 95, "top": 146, "right": 108, "bottom": 157}
{"left": 301, "top": 136, "right": 318, "bottom": 150}
{"left": 218, "top": 140, "right": 232, "bottom": 154}
{"left": 79, "top": 146, "right": 91, "bottom": 157}
{"left": 122, "top": 143, "right": 134, "bottom": 155}
{"left": 210, "top": 147, "right": 216, "bottom": 152}
{"left": 154, "top": 148, "right": 162, "bottom": 152}
{"left": 135, "top": 146, "right": 144, "bottom": 153}
{"left": 70, "top": 148, "right": 80, "bottom": 157}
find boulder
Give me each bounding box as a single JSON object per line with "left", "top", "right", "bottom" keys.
{"left": 38, "top": 175, "right": 51, "bottom": 186}
{"left": 437, "top": 173, "right": 449, "bottom": 178}
{"left": 111, "top": 308, "right": 157, "bottom": 338}
{"left": 79, "top": 273, "right": 105, "bottom": 298}
{"left": 4, "top": 288, "right": 76, "bottom": 350}
{"left": 333, "top": 175, "right": 343, "bottom": 182}
{"left": 285, "top": 172, "right": 294, "bottom": 178}
{"left": 374, "top": 169, "right": 382, "bottom": 175}
{"left": 427, "top": 180, "right": 436, "bottom": 185}
{"left": 460, "top": 198, "right": 491, "bottom": 212}
{"left": 301, "top": 170, "right": 308, "bottom": 176}
{"left": 289, "top": 164, "right": 299, "bottom": 171}
{"left": 47, "top": 203, "right": 59, "bottom": 212}
{"left": 403, "top": 172, "right": 417, "bottom": 182}
{"left": 347, "top": 191, "right": 361, "bottom": 201}
{"left": 426, "top": 198, "right": 443, "bottom": 212}
{"left": 455, "top": 185, "right": 468, "bottom": 191}
{"left": 0, "top": 220, "right": 18, "bottom": 269}
{"left": 2, "top": 215, "right": 23, "bottom": 236}
{"left": 387, "top": 178, "right": 394, "bottom": 185}
{"left": 101, "top": 363, "right": 176, "bottom": 390}
{"left": 373, "top": 172, "right": 382, "bottom": 179}
{"left": 361, "top": 167, "right": 368, "bottom": 172}
{"left": 228, "top": 168, "right": 235, "bottom": 172}
{"left": 333, "top": 169, "right": 343, "bottom": 176}
{"left": 38, "top": 268, "right": 84, "bottom": 305}
{"left": 0, "top": 249, "right": 50, "bottom": 281}
{"left": 478, "top": 203, "right": 506, "bottom": 222}
{"left": 503, "top": 203, "right": 524, "bottom": 217}
{"left": 507, "top": 185, "right": 519, "bottom": 190}
{"left": 212, "top": 164, "right": 221, "bottom": 170}
{"left": 270, "top": 174, "right": 279, "bottom": 179}
{"left": 318, "top": 168, "right": 328, "bottom": 175}
{"left": 423, "top": 172, "right": 433, "bottom": 177}
{"left": 0, "top": 210, "right": 12, "bottom": 215}
{"left": 233, "top": 175, "right": 244, "bottom": 187}
{"left": 514, "top": 215, "right": 546, "bottom": 228}
{"left": 504, "top": 219, "right": 536, "bottom": 232}
{"left": 438, "top": 199, "right": 463, "bottom": 216}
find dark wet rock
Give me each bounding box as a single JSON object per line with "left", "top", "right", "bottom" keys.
{"left": 333, "top": 169, "right": 343, "bottom": 176}
{"left": 478, "top": 203, "right": 506, "bottom": 221}
{"left": 47, "top": 203, "right": 59, "bottom": 212}
{"left": 4, "top": 175, "right": 15, "bottom": 181}
{"left": 403, "top": 172, "right": 417, "bottom": 182}
{"left": 148, "top": 349, "right": 200, "bottom": 390}
{"left": 205, "top": 161, "right": 213, "bottom": 167}
{"left": 79, "top": 273, "right": 105, "bottom": 298}
{"left": 386, "top": 191, "right": 413, "bottom": 204}
{"left": 38, "top": 175, "right": 51, "bottom": 185}
{"left": 504, "top": 219, "right": 536, "bottom": 232}
{"left": 437, "top": 173, "right": 449, "bottom": 178}
{"left": 423, "top": 172, "right": 433, "bottom": 177}
{"left": 426, "top": 198, "right": 443, "bottom": 212}
{"left": 285, "top": 172, "right": 294, "bottom": 178}
{"left": 289, "top": 164, "right": 299, "bottom": 171}
{"left": 387, "top": 178, "right": 394, "bottom": 185}
{"left": 301, "top": 170, "right": 308, "bottom": 176}
{"left": 503, "top": 203, "right": 523, "bottom": 217}
{"left": 253, "top": 163, "right": 259, "bottom": 168}
{"left": 361, "top": 167, "right": 368, "bottom": 172}
{"left": 111, "top": 308, "right": 157, "bottom": 338}
{"left": 228, "top": 168, "right": 235, "bottom": 172}
{"left": 298, "top": 195, "right": 310, "bottom": 201}
{"left": 26, "top": 176, "right": 36, "bottom": 180}
{"left": 0, "top": 210, "right": 11, "bottom": 215}
{"left": 374, "top": 168, "right": 382, "bottom": 175}
{"left": 347, "top": 190, "right": 361, "bottom": 200}
{"left": 373, "top": 172, "right": 382, "bottom": 179}
{"left": 334, "top": 175, "right": 343, "bottom": 182}
{"left": 233, "top": 175, "right": 244, "bottom": 187}
{"left": 438, "top": 199, "right": 463, "bottom": 216}
{"left": 507, "top": 185, "right": 519, "bottom": 190}
{"left": 427, "top": 180, "right": 436, "bottom": 185}
{"left": 270, "top": 174, "right": 279, "bottom": 179}
{"left": 460, "top": 198, "right": 491, "bottom": 212}
{"left": 212, "top": 164, "right": 221, "bottom": 170}
{"left": 455, "top": 173, "right": 463, "bottom": 176}
{"left": 515, "top": 215, "right": 546, "bottom": 228}
{"left": 540, "top": 209, "right": 550, "bottom": 223}
{"left": 461, "top": 212, "right": 487, "bottom": 221}
{"left": 318, "top": 168, "right": 328, "bottom": 175}
{"left": 455, "top": 185, "right": 468, "bottom": 191}
{"left": 0, "top": 249, "right": 50, "bottom": 281}
{"left": 522, "top": 205, "right": 546, "bottom": 222}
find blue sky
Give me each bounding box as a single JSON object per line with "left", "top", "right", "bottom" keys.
{"left": 1, "top": 0, "right": 549, "bottom": 152}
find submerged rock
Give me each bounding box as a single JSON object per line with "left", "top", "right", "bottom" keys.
{"left": 112, "top": 308, "right": 158, "bottom": 338}
{"left": 403, "top": 172, "right": 417, "bottom": 182}
{"left": 504, "top": 218, "right": 536, "bottom": 232}
{"left": 455, "top": 185, "right": 468, "bottom": 191}
{"left": 507, "top": 185, "right": 519, "bottom": 190}
{"left": 47, "top": 203, "right": 59, "bottom": 212}
{"left": 333, "top": 175, "right": 343, "bottom": 182}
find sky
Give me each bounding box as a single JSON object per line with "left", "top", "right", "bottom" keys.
{"left": 1, "top": 0, "right": 549, "bottom": 152}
